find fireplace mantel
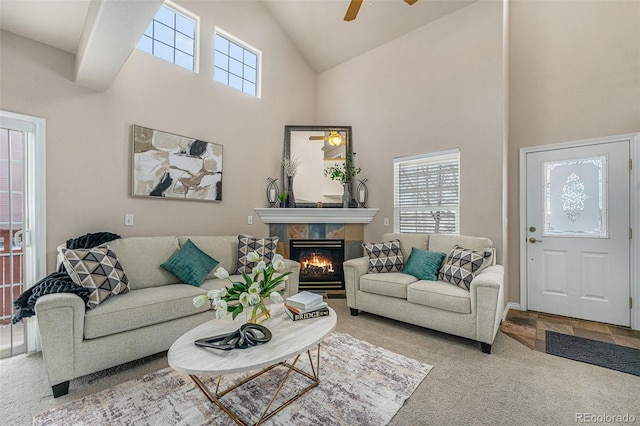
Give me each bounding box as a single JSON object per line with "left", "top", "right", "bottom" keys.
{"left": 254, "top": 208, "right": 379, "bottom": 224}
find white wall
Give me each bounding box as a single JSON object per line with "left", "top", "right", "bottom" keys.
{"left": 508, "top": 0, "right": 640, "bottom": 304}
{"left": 0, "top": 0, "right": 316, "bottom": 271}
{"left": 316, "top": 0, "right": 506, "bottom": 260}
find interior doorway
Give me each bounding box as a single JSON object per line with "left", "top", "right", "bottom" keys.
{"left": 0, "top": 111, "right": 46, "bottom": 358}
{"left": 520, "top": 134, "right": 637, "bottom": 328}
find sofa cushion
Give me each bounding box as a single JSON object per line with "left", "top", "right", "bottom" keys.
{"left": 161, "top": 239, "right": 219, "bottom": 287}
{"left": 236, "top": 235, "right": 279, "bottom": 274}
{"left": 200, "top": 275, "right": 287, "bottom": 293}
{"left": 178, "top": 236, "right": 238, "bottom": 278}
{"left": 402, "top": 247, "right": 446, "bottom": 281}
{"left": 407, "top": 280, "right": 471, "bottom": 314}
{"left": 199, "top": 275, "right": 245, "bottom": 292}
{"left": 108, "top": 237, "right": 181, "bottom": 290}
{"left": 428, "top": 234, "right": 493, "bottom": 260}
{"left": 60, "top": 244, "right": 130, "bottom": 309}
{"left": 360, "top": 272, "right": 417, "bottom": 299}
{"left": 382, "top": 233, "right": 430, "bottom": 259}
{"left": 362, "top": 240, "right": 404, "bottom": 273}
{"left": 438, "top": 245, "right": 493, "bottom": 290}
{"left": 83, "top": 284, "right": 209, "bottom": 339}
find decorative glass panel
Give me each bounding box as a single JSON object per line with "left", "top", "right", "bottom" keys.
{"left": 543, "top": 155, "right": 607, "bottom": 237}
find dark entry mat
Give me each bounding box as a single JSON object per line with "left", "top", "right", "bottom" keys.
{"left": 546, "top": 330, "right": 640, "bottom": 377}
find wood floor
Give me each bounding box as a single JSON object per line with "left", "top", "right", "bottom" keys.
{"left": 500, "top": 309, "right": 640, "bottom": 352}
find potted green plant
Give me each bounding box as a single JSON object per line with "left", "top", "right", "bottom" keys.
{"left": 277, "top": 192, "right": 288, "bottom": 208}
{"left": 323, "top": 152, "right": 361, "bottom": 207}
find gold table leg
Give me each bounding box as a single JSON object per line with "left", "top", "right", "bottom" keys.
{"left": 189, "top": 343, "right": 322, "bottom": 426}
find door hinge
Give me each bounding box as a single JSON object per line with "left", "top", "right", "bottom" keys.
{"left": 630, "top": 159, "right": 633, "bottom": 170}
{"left": 631, "top": 228, "right": 633, "bottom": 239}
{"left": 630, "top": 297, "right": 633, "bottom": 309}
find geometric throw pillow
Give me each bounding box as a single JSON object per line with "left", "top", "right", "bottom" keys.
{"left": 362, "top": 239, "right": 404, "bottom": 273}
{"left": 161, "top": 239, "right": 219, "bottom": 287}
{"left": 402, "top": 247, "right": 446, "bottom": 281}
{"left": 60, "top": 244, "right": 130, "bottom": 309}
{"left": 437, "top": 245, "right": 493, "bottom": 291}
{"left": 236, "top": 235, "right": 279, "bottom": 274}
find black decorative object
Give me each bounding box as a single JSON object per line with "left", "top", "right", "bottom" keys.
{"left": 194, "top": 323, "right": 272, "bottom": 351}
{"left": 356, "top": 178, "right": 368, "bottom": 208}
{"left": 266, "top": 178, "right": 279, "bottom": 208}
{"left": 286, "top": 176, "right": 296, "bottom": 208}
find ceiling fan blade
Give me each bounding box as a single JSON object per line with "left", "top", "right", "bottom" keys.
{"left": 309, "top": 136, "right": 328, "bottom": 140}
{"left": 344, "top": 0, "right": 363, "bottom": 21}
{"left": 404, "top": 0, "right": 418, "bottom": 5}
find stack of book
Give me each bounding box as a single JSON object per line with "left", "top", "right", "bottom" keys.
{"left": 285, "top": 291, "right": 329, "bottom": 321}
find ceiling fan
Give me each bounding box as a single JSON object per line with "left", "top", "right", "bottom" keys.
{"left": 344, "top": 0, "right": 418, "bottom": 22}
{"left": 309, "top": 131, "right": 344, "bottom": 147}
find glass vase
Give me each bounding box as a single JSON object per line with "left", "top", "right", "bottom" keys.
{"left": 342, "top": 183, "right": 351, "bottom": 208}
{"left": 245, "top": 297, "right": 271, "bottom": 324}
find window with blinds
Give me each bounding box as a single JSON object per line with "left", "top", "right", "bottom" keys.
{"left": 393, "top": 149, "right": 460, "bottom": 234}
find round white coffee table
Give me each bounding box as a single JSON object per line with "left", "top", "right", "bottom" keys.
{"left": 168, "top": 305, "right": 336, "bottom": 425}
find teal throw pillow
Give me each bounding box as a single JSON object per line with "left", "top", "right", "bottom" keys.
{"left": 161, "top": 239, "right": 219, "bottom": 287}
{"left": 402, "top": 247, "right": 446, "bottom": 281}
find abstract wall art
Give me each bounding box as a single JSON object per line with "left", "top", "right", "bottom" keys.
{"left": 131, "top": 125, "right": 223, "bottom": 202}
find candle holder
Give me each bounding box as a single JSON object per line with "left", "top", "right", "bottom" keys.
{"left": 266, "top": 178, "right": 279, "bottom": 208}
{"left": 356, "top": 178, "right": 368, "bottom": 208}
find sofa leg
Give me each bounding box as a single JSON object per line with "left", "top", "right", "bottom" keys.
{"left": 480, "top": 342, "right": 492, "bottom": 354}
{"left": 349, "top": 308, "right": 359, "bottom": 316}
{"left": 52, "top": 381, "right": 69, "bottom": 398}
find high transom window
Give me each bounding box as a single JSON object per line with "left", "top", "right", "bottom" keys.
{"left": 394, "top": 149, "right": 460, "bottom": 234}
{"left": 136, "top": 2, "right": 198, "bottom": 72}
{"left": 214, "top": 29, "right": 260, "bottom": 97}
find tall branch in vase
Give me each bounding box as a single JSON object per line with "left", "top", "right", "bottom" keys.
{"left": 282, "top": 156, "right": 300, "bottom": 208}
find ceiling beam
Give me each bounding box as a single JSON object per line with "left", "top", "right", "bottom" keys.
{"left": 74, "top": 0, "right": 163, "bottom": 92}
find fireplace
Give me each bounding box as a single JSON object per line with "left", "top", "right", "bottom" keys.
{"left": 290, "top": 239, "right": 345, "bottom": 290}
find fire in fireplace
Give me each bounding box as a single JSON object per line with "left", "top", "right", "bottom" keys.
{"left": 289, "top": 240, "right": 345, "bottom": 290}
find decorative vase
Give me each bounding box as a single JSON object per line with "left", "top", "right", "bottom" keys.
{"left": 245, "top": 297, "right": 271, "bottom": 324}
{"left": 286, "top": 176, "right": 296, "bottom": 208}
{"left": 342, "top": 183, "right": 351, "bottom": 208}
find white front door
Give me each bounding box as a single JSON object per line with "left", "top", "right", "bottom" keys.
{"left": 525, "top": 139, "right": 630, "bottom": 326}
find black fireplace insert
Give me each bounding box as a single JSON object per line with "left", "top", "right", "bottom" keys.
{"left": 289, "top": 239, "right": 345, "bottom": 290}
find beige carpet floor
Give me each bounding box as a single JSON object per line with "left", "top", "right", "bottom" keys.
{"left": 1, "top": 299, "right": 639, "bottom": 425}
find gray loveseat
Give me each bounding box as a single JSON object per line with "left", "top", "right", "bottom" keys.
{"left": 343, "top": 233, "right": 504, "bottom": 353}
{"left": 36, "top": 235, "right": 300, "bottom": 397}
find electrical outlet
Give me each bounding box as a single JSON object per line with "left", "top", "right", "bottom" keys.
{"left": 124, "top": 213, "right": 134, "bottom": 226}
{"left": 383, "top": 217, "right": 390, "bottom": 227}
{"left": 248, "top": 215, "right": 253, "bottom": 225}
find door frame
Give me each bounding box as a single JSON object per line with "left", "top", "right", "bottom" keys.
{"left": 519, "top": 133, "right": 640, "bottom": 330}
{"left": 0, "top": 110, "right": 47, "bottom": 352}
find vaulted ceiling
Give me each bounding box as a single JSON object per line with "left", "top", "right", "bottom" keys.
{"left": 0, "top": 0, "right": 475, "bottom": 90}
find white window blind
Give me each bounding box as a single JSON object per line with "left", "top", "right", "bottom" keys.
{"left": 394, "top": 149, "right": 460, "bottom": 234}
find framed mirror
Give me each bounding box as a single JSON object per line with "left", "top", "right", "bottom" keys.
{"left": 283, "top": 125, "right": 353, "bottom": 207}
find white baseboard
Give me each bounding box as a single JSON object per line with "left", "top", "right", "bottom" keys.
{"left": 502, "top": 302, "right": 522, "bottom": 322}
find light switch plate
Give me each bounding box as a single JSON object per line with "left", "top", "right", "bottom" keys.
{"left": 383, "top": 217, "right": 390, "bottom": 227}
{"left": 248, "top": 215, "right": 253, "bottom": 225}
{"left": 124, "top": 213, "right": 134, "bottom": 226}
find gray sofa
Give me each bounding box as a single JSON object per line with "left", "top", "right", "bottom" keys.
{"left": 343, "top": 233, "right": 504, "bottom": 353}
{"left": 35, "top": 235, "right": 300, "bottom": 397}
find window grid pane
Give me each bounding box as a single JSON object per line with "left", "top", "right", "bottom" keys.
{"left": 213, "top": 32, "right": 260, "bottom": 97}
{"left": 136, "top": 5, "right": 195, "bottom": 72}
{"left": 394, "top": 151, "right": 460, "bottom": 234}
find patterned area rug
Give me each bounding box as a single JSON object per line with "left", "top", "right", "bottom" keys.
{"left": 33, "top": 333, "right": 432, "bottom": 425}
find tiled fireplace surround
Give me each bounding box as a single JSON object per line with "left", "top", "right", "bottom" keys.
{"left": 268, "top": 222, "right": 365, "bottom": 262}
{"left": 254, "top": 208, "right": 380, "bottom": 287}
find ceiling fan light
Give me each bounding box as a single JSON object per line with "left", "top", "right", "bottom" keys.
{"left": 329, "top": 133, "right": 343, "bottom": 146}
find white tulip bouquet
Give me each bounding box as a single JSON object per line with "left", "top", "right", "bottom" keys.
{"left": 193, "top": 252, "right": 290, "bottom": 322}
